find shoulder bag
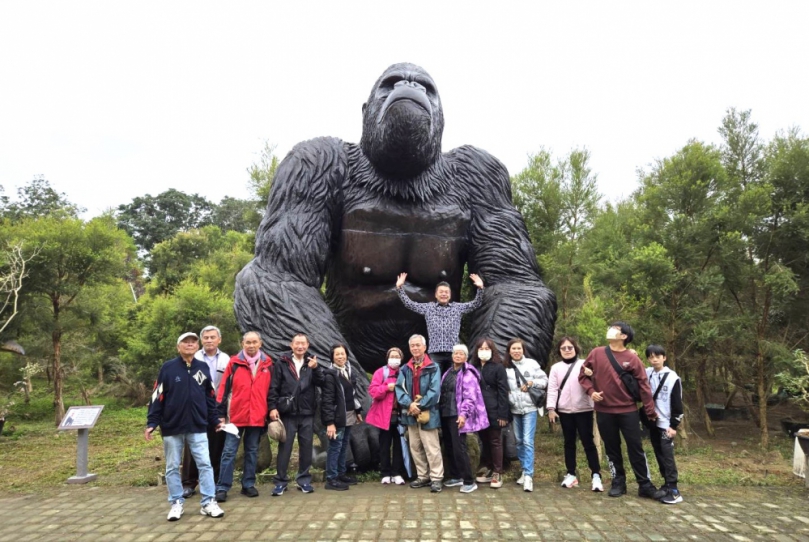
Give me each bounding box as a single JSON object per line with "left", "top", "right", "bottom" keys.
{"left": 604, "top": 346, "right": 641, "bottom": 402}
{"left": 513, "top": 364, "right": 546, "bottom": 408}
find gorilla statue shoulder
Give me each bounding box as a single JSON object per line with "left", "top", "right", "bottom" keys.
{"left": 235, "top": 62, "right": 557, "bottom": 385}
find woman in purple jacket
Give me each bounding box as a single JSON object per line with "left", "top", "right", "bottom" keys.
{"left": 440, "top": 344, "right": 489, "bottom": 493}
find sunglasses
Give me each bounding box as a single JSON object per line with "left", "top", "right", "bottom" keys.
{"left": 560, "top": 346, "right": 575, "bottom": 351}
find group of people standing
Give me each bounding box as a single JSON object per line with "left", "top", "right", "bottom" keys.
{"left": 145, "top": 275, "right": 684, "bottom": 522}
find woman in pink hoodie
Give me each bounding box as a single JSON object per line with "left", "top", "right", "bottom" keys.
{"left": 546, "top": 337, "right": 603, "bottom": 492}
{"left": 366, "top": 347, "right": 406, "bottom": 485}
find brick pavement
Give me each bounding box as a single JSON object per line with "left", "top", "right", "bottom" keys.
{"left": 2, "top": 482, "right": 809, "bottom": 541}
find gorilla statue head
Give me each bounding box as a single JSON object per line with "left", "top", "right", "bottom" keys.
{"left": 360, "top": 63, "right": 445, "bottom": 180}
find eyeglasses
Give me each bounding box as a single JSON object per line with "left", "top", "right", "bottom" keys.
{"left": 560, "top": 346, "right": 575, "bottom": 351}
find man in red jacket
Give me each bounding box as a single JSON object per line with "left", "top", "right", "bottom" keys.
{"left": 215, "top": 331, "right": 273, "bottom": 501}
{"left": 579, "top": 321, "right": 658, "bottom": 499}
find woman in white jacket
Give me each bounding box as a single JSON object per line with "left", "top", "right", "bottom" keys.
{"left": 546, "top": 337, "right": 603, "bottom": 492}
{"left": 504, "top": 338, "right": 547, "bottom": 492}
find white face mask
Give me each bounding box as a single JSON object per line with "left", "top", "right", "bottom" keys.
{"left": 387, "top": 359, "right": 401, "bottom": 369}
{"left": 478, "top": 350, "right": 492, "bottom": 361}
{"left": 606, "top": 328, "right": 621, "bottom": 340}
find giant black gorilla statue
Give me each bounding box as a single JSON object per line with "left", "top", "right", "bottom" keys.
{"left": 235, "top": 62, "right": 556, "bottom": 390}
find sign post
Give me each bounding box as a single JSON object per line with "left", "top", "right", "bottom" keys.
{"left": 58, "top": 405, "right": 104, "bottom": 484}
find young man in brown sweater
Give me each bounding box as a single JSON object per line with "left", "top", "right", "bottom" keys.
{"left": 578, "top": 322, "right": 658, "bottom": 499}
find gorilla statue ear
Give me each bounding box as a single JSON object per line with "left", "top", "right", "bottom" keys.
{"left": 362, "top": 102, "right": 367, "bottom": 114}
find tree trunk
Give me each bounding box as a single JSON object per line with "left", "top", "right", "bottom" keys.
{"left": 52, "top": 307, "right": 64, "bottom": 426}
{"left": 695, "top": 357, "right": 714, "bottom": 437}
{"left": 97, "top": 364, "right": 104, "bottom": 386}
{"left": 756, "top": 349, "right": 769, "bottom": 449}
{"left": 593, "top": 411, "right": 603, "bottom": 463}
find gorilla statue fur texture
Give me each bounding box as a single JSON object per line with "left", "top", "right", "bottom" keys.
{"left": 235, "top": 63, "right": 557, "bottom": 393}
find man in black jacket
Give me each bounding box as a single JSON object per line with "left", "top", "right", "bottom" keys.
{"left": 145, "top": 332, "right": 225, "bottom": 521}
{"left": 268, "top": 333, "right": 324, "bottom": 496}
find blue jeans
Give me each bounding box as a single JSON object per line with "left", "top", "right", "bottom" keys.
{"left": 512, "top": 411, "right": 538, "bottom": 476}
{"left": 163, "top": 432, "right": 215, "bottom": 505}
{"left": 217, "top": 426, "right": 262, "bottom": 492}
{"left": 325, "top": 425, "right": 352, "bottom": 480}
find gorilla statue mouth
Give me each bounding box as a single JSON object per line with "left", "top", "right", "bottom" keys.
{"left": 377, "top": 86, "right": 432, "bottom": 125}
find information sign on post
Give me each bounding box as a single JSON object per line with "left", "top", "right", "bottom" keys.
{"left": 58, "top": 405, "right": 104, "bottom": 484}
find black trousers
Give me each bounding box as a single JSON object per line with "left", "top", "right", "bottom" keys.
{"left": 274, "top": 415, "right": 314, "bottom": 487}
{"left": 430, "top": 352, "right": 452, "bottom": 375}
{"left": 182, "top": 426, "right": 225, "bottom": 489}
{"left": 558, "top": 411, "right": 601, "bottom": 477}
{"left": 378, "top": 420, "right": 405, "bottom": 477}
{"left": 649, "top": 426, "right": 679, "bottom": 487}
{"left": 441, "top": 416, "right": 473, "bottom": 484}
{"left": 478, "top": 425, "right": 503, "bottom": 474}
{"left": 596, "top": 410, "right": 651, "bottom": 488}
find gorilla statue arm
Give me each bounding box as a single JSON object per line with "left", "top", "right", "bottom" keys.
{"left": 234, "top": 137, "right": 370, "bottom": 397}
{"left": 455, "top": 145, "right": 558, "bottom": 367}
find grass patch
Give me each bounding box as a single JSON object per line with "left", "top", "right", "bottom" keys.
{"left": 0, "top": 396, "right": 804, "bottom": 490}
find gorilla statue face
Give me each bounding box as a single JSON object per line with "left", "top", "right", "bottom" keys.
{"left": 360, "top": 63, "right": 444, "bottom": 179}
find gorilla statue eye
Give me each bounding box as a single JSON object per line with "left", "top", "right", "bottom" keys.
{"left": 380, "top": 76, "right": 402, "bottom": 90}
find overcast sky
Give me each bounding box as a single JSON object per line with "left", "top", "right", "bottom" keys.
{"left": 1, "top": 2, "right": 807, "bottom": 217}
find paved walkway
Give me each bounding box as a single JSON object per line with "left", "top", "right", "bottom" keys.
{"left": 2, "top": 483, "right": 809, "bottom": 541}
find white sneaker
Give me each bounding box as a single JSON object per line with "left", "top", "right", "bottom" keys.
{"left": 516, "top": 472, "right": 525, "bottom": 485}
{"left": 561, "top": 473, "right": 579, "bottom": 488}
{"left": 460, "top": 482, "right": 478, "bottom": 493}
{"left": 381, "top": 476, "right": 391, "bottom": 484}
{"left": 591, "top": 474, "right": 604, "bottom": 492}
{"left": 200, "top": 501, "right": 224, "bottom": 518}
{"left": 523, "top": 476, "right": 533, "bottom": 492}
{"left": 392, "top": 476, "right": 405, "bottom": 485}
{"left": 167, "top": 500, "right": 183, "bottom": 521}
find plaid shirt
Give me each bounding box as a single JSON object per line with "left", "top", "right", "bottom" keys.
{"left": 397, "top": 287, "right": 484, "bottom": 353}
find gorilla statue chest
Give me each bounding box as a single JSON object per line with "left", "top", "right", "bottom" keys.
{"left": 334, "top": 191, "right": 470, "bottom": 291}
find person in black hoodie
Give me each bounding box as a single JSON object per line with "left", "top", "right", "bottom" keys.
{"left": 268, "top": 333, "right": 324, "bottom": 496}
{"left": 145, "top": 332, "right": 225, "bottom": 521}
{"left": 469, "top": 337, "right": 509, "bottom": 489}
{"left": 321, "top": 343, "right": 365, "bottom": 491}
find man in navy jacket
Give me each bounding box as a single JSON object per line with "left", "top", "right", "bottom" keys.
{"left": 145, "top": 332, "right": 225, "bottom": 521}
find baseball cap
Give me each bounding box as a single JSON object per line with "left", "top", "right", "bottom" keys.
{"left": 177, "top": 332, "right": 199, "bottom": 345}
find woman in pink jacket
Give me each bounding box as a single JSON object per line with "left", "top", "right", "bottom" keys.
{"left": 546, "top": 337, "right": 603, "bottom": 492}
{"left": 366, "top": 347, "right": 406, "bottom": 485}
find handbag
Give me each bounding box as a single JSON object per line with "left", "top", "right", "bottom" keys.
{"left": 513, "top": 365, "right": 546, "bottom": 408}
{"left": 604, "top": 347, "right": 641, "bottom": 402}
{"left": 414, "top": 395, "right": 430, "bottom": 424}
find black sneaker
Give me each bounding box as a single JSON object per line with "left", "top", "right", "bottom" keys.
{"left": 338, "top": 474, "right": 358, "bottom": 485}
{"left": 608, "top": 484, "right": 627, "bottom": 497}
{"left": 662, "top": 488, "right": 683, "bottom": 504}
{"left": 410, "top": 478, "right": 431, "bottom": 489}
{"left": 215, "top": 490, "right": 228, "bottom": 502}
{"left": 182, "top": 487, "right": 196, "bottom": 499}
{"left": 325, "top": 479, "right": 349, "bottom": 491}
{"left": 638, "top": 484, "right": 658, "bottom": 500}
{"left": 430, "top": 481, "right": 443, "bottom": 493}
{"left": 653, "top": 486, "right": 670, "bottom": 500}
{"left": 240, "top": 486, "right": 259, "bottom": 498}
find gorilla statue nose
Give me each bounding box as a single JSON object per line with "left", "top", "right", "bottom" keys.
{"left": 394, "top": 80, "right": 426, "bottom": 92}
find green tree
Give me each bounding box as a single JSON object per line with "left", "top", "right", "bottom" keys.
{"left": 6, "top": 215, "right": 136, "bottom": 424}
{"left": 1, "top": 176, "right": 83, "bottom": 221}
{"left": 122, "top": 280, "right": 239, "bottom": 384}
{"left": 116, "top": 189, "right": 214, "bottom": 253}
